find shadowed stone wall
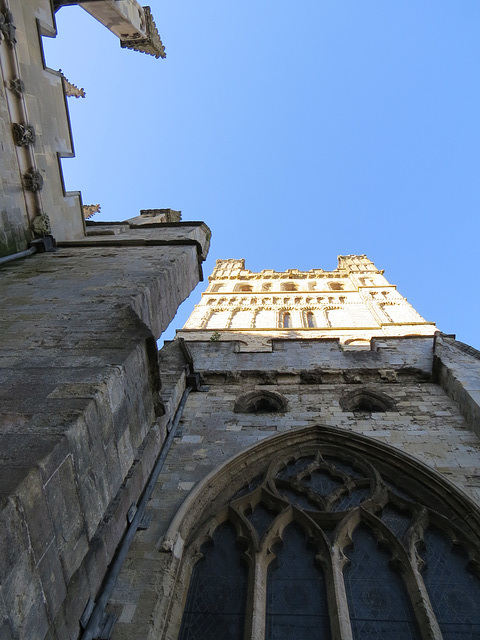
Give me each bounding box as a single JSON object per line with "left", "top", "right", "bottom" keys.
{"left": 108, "top": 335, "right": 480, "bottom": 640}
{"left": 0, "top": 222, "right": 210, "bottom": 639}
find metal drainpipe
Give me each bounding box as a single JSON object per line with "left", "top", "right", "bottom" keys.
{"left": 80, "top": 385, "right": 193, "bottom": 640}
{"left": 0, "top": 246, "right": 36, "bottom": 265}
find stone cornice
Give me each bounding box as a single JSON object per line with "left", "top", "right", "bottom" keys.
{"left": 120, "top": 6, "right": 166, "bottom": 59}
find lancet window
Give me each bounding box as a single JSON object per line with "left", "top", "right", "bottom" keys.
{"left": 306, "top": 311, "right": 316, "bottom": 328}
{"left": 282, "top": 312, "right": 292, "bottom": 328}
{"left": 176, "top": 442, "right": 480, "bottom": 640}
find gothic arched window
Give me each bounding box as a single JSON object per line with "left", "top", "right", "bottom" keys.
{"left": 306, "top": 311, "right": 316, "bottom": 328}
{"left": 328, "top": 281, "right": 344, "bottom": 291}
{"left": 178, "top": 522, "right": 248, "bottom": 640}
{"left": 168, "top": 429, "right": 480, "bottom": 640}
{"left": 282, "top": 312, "right": 292, "bottom": 328}
{"left": 281, "top": 282, "right": 297, "bottom": 292}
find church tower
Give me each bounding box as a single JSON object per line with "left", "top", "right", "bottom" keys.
{"left": 106, "top": 256, "right": 480, "bottom": 640}
{"left": 180, "top": 256, "right": 435, "bottom": 349}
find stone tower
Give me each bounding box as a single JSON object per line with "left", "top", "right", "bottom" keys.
{"left": 182, "top": 256, "right": 435, "bottom": 348}
{"left": 107, "top": 256, "right": 480, "bottom": 640}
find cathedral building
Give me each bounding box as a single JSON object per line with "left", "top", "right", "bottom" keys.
{"left": 2, "top": 2, "right": 480, "bottom": 640}
{"left": 106, "top": 257, "right": 480, "bottom": 640}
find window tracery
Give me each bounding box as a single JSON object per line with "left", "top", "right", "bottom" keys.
{"left": 176, "top": 438, "right": 480, "bottom": 640}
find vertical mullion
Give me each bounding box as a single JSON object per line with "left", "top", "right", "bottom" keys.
{"left": 407, "top": 563, "right": 443, "bottom": 640}
{"left": 244, "top": 552, "right": 267, "bottom": 640}
{"left": 330, "top": 546, "right": 354, "bottom": 640}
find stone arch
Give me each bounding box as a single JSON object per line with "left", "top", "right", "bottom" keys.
{"left": 339, "top": 388, "right": 396, "bottom": 413}
{"left": 235, "top": 283, "right": 253, "bottom": 293}
{"left": 328, "top": 281, "right": 344, "bottom": 291}
{"left": 234, "top": 390, "right": 288, "bottom": 414}
{"left": 162, "top": 426, "right": 480, "bottom": 640}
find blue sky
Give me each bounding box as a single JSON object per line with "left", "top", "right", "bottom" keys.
{"left": 44, "top": 2, "right": 480, "bottom": 347}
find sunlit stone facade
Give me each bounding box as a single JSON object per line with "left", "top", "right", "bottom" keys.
{"left": 180, "top": 256, "right": 436, "bottom": 348}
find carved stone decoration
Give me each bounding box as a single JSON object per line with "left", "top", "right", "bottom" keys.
{"left": 59, "top": 70, "right": 85, "bottom": 98}
{"left": 83, "top": 204, "right": 101, "bottom": 220}
{"left": 120, "top": 6, "right": 166, "bottom": 59}
{"left": 31, "top": 214, "right": 51, "bottom": 237}
{"left": 23, "top": 169, "right": 43, "bottom": 192}
{"left": 0, "top": 10, "right": 16, "bottom": 45}
{"left": 12, "top": 123, "right": 36, "bottom": 147}
{"left": 5, "top": 78, "right": 25, "bottom": 95}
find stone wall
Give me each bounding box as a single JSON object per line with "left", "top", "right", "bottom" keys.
{"left": 0, "top": 222, "right": 210, "bottom": 639}
{"left": 108, "top": 334, "right": 480, "bottom": 640}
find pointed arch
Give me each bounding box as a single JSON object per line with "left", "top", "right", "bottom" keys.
{"left": 344, "top": 525, "right": 419, "bottom": 639}
{"left": 162, "top": 426, "right": 480, "bottom": 640}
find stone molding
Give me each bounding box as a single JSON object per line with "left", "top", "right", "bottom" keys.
{"left": 234, "top": 390, "right": 288, "bottom": 414}
{"left": 120, "top": 6, "right": 166, "bottom": 59}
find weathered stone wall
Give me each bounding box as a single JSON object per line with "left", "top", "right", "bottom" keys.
{"left": 0, "top": 0, "right": 85, "bottom": 257}
{"left": 108, "top": 334, "right": 480, "bottom": 640}
{"left": 434, "top": 333, "right": 480, "bottom": 436}
{"left": 183, "top": 336, "right": 436, "bottom": 376}
{"left": 0, "top": 222, "right": 210, "bottom": 640}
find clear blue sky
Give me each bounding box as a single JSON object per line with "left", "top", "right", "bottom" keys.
{"left": 44, "top": 2, "right": 480, "bottom": 347}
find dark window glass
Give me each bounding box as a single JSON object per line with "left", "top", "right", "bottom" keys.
{"left": 381, "top": 505, "right": 411, "bottom": 539}
{"left": 266, "top": 523, "right": 331, "bottom": 640}
{"left": 276, "top": 456, "right": 315, "bottom": 480}
{"left": 422, "top": 527, "right": 480, "bottom": 640}
{"left": 179, "top": 522, "right": 248, "bottom": 640}
{"left": 307, "top": 311, "right": 316, "bottom": 328}
{"left": 283, "top": 312, "right": 292, "bottom": 328}
{"left": 332, "top": 487, "right": 370, "bottom": 512}
{"left": 344, "top": 526, "right": 419, "bottom": 640}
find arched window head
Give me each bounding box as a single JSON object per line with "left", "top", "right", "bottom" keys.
{"left": 340, "top": 388, "right": 395, "bottom": 413}
{"left": 282, "top": 312, "right": 292, "bottom": 328}
{"left": 306, "top": 311, "right": 316, "bottom": 328}
{"left": 235, "top": 284, "right": 253, "bottom": 293}
{"left": 234, "top": 390, "right": 288, "bottom": 414}
{"left": 262, "top": 282, "right": 272, "bottom": 291}
{"left": 328, "top": 281, "right": 344, "bottom": 291}
{"left": 211, "top": 283, "right": 224, "bottom": 292}
{"left": 281, "top": 282, "right": 298, "bottom": 292}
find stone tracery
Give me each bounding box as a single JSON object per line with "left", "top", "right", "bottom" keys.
{"left": 171, "top": 429, "right": 480, "bottom": 640}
